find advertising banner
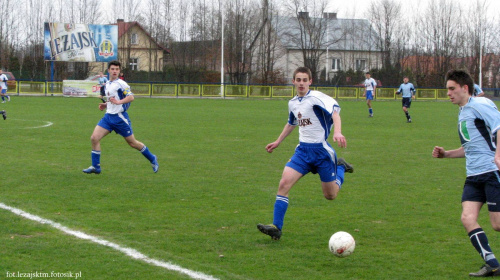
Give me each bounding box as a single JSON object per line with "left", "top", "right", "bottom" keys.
{"left": 63, "top": 80, "right": 101, "bottom": 97}
{"left": 44, "top": 23, "right": 118, "bottom": 62}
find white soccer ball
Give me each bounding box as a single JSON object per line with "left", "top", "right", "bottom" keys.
{"left": 329, "top": 231, "right": 355, "bottom": 257}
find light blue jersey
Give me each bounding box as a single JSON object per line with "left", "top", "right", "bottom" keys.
{"left": 98, "top": 76, "right": 108, "bottom": 86}
{"left": 397, "top": 83, "right": 415, "bottom": 98}
{"left": 473, "top": 84, "right": 483, "bottom": 97}
{"left": 458, "top": 97, "right": 500, "bottom": 176}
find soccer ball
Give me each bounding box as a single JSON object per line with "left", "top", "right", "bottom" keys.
{"left": 329, "top": 231, "right": 355, "bottom": 257}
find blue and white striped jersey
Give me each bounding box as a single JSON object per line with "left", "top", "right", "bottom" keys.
{"left": 0, "top": 74, "right": 8, "bottom": 89}
{"left": 458, "top": 97, "right": 500, "bottom": 176}
{"left": 104, "top": 79, "right": 133, "bottom": 114}
{"left": 288, "top": 90, "right": 340, "bottom": 143}
{"left": 397, "top": 83, "right": 415, "bottom": 98}
{"left": 364, "top": 78, "right": 377, "bottom": 91}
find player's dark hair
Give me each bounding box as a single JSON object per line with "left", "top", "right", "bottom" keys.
{"left": 293, "top": 67, "right": 312, "bottom": 80}
{"left": 108, "top": 60, "right": 121, "bottom": 69}
{"left": 445, "top": 69, "right": 474, "bottom": 95}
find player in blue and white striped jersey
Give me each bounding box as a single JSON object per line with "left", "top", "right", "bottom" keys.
{"left": 363, "top": 72, "right": 377, "bottom": 117}
{"left": 396, "top": 77, "right": 416, "bottom": 123}
{"left": 0, "top": 69, "right": 10, "bottom": 103}
{"left": 433, "top": 69, "right": 500, "bottom": 277}
{"left": 257, "top": 67, "right": 354, "bottom": 240}
{"left": 83, "top": 60, "right": 158, "bottom": 174}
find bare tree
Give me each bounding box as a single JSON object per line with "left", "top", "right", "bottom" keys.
{"left": 367, "top": 0, "right": 401, "bottom": 69}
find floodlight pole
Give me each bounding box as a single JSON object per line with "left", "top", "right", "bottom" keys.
{"left": 325, "top": 17, "right": 329, "bottom": 84}
{"left": 479, "top": 37, "right": 482, "bottom": 88}
{"left": 220, "top": 4, "right": 225, "bottom": 98}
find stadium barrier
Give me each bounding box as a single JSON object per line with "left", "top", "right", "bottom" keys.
{"left": 9, "top": 80, "right": 499, "bottom": 101}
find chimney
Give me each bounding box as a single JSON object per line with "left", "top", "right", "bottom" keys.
{"left": 298, "top": 12, "right": 309, "bottom": 20}
{"left": 117, "top": 19, "right": 124, "bottom": 23}
{"left": 323, "top": 13, "right": 337, "bottom": 19}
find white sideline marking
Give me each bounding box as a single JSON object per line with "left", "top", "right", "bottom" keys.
{"left": 0, "top": 202, "right": 219, "bottom": 280}
{"left": 0, "top": 119, "right": 53, "bottom": 129}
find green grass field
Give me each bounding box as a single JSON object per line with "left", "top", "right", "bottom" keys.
{"left": 0, "top": 96, "right": 498, "bottom": 279}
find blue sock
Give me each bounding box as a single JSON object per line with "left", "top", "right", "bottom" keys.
{"left": 140, "top": 146, "right": 155, "bottom": 162}
{"left": 273, "top": 195, "right": 289, "bottom": 230}
{"left": 369, "top": 108, "right": 373, "bottom": 115}
{"left": 91, "top": 150, "right": 101, "bottom": 168}
{"left": 469, "top": 228, "right": 500, "bottom": 267}
{"left": 1, "top": 96, "right": 4, "bottom": 101}
{"left": 336, "top": 164, "right": 345, "bottom": 188}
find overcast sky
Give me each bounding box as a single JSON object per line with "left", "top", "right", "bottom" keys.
{"left": 329, "top": 0, "right": 498, "bottom": 19}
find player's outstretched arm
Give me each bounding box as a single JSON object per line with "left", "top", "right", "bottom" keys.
{"left": 266, "top": 123, "right": 295, "bottom": 153}
{"left": 432, "top": 146, "right": 465, "bottom": 158}
{"left": 332, "top": 112, "right": 346, "bottom": 148}
{"left": 495, "top": 136, "right": 500, "bottom": 170}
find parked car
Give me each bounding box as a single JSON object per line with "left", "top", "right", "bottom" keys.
{"left": 85, "top": 75, "right": 100, "bottom": 82}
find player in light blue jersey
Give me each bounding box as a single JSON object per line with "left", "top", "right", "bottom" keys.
{"left": 83, "top": 60, "right": 158, "bottom": 174}
{"left": 0, "top": 69, "right": 10, "bottom": 103}
{"left": 433, "top": 69, "right": 500, "bottom": 277}
{"left": 473, "top": 84, "right": 484, "bottom": 97}
{"left": 97, "top": 71, "right": 108, "bottom": 97}
{"left": 396, "top": 77, "right": 416, "bottom": 123}
{"left": 257, "top": 67, "right": 354, "bottom": 240}
{"left": 363, "top": 72, "right": 377, "bottom": 117}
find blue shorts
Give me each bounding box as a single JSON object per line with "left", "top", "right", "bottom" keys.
{"left": 285, "top": 142, "right": 337, "bottom": 182}
{"left": 97, "top": 112, "right": 133, "bottom": 137}
{"left": 1, "top": 89, "right": 6, "bottom": 94}
{"left": 365, "top": 90, "right": 373, "bottom": 100}
{"left": 462, "top": 171, "right": 500, "bottom": 212}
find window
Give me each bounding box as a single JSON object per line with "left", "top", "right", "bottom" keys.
{"left": 67, "top": 62, "right": 75, "bottom": 72}
{"left": 129, "top": 58, "right": 139, "bottom": 71}
{"left": 131, "top": 33, "right": 138, "bottom": 45}
{"left": 356, "top": 59, "right": 366, "bottom": 71}
{"left": 332, "top": 58, "right": 341, "bottom": 71}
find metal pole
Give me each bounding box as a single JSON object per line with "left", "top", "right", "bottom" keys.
{"left": 220, "top": 3, "right": 225, "bottom": 98}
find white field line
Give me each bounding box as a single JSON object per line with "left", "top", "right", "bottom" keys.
{"left": 0, "top": 202, "right": 219, "bottom": 280}
{"left": 1, "top": 119, "right": 54, "bottom": 129}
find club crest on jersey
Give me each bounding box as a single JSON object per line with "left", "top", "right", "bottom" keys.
{"left": 459, "top": 120, "right": 470, "bottom": 144}
{"left": 297, "top": 111, "right": 312, "bottom": 127}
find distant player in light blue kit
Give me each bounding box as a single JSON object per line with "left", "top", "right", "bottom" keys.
{"left": 83, "top": 60, "right": 158, "bottom": 174}
{"left": 0, "top": 69, "right": 11, "bottom": 103}
{"left": 473, "top": 84, "right": 484, "bottom": 97}
{"left": 97, "top": 71, "right": 108, "bottom": 98}
{"left": 257, "top": 67, "right": 353, "bottom": 240}
{"left": 433, "top": 69, "right": 500, "bottom": 277}
{"left": 396, "top": 76, "right": 416, "bottom": 123}
{"left": 363, "top": 72, "right": 377, "bottom": 117}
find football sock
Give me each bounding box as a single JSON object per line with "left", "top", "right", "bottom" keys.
{"left": 1, "top": 96, "right": 4, "bottom": 101}
{"left": 405, "top": 111, "right": 410, "bottom": 120}
{"left": 140, "top": 145, "right": 155, "bottom": 162}
{"left": 469, "top": 228, "right": 500, "bottom": 267}
{"left": 336, "top": 164, "right": 345, "bottom": 188}
{"left": 369, "top": 108, "right": 373, "bottom": 115}
{"left": 91, "top": 150, "right": 101, "bottom": 168}
{"left": 273, "top": 195, "right": 289, "bottom": 230}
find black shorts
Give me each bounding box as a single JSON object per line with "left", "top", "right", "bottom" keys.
{"left": 462, "top": 171, "right": 500, "bottom": 212}
{"left": 402, "top": 97, "right": 412, "bottom": 108}
{"left": 100, "top": 85, "right": 106, "bottom": 95}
